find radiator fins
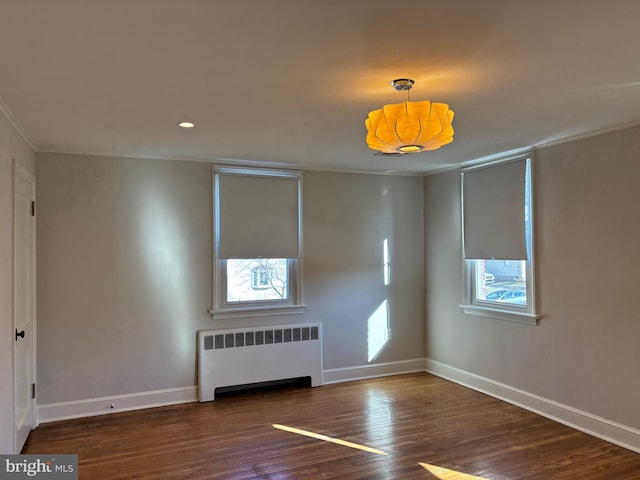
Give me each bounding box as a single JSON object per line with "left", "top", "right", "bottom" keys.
{"left": 204, "top": 326, "right": 319, "bottom": 350}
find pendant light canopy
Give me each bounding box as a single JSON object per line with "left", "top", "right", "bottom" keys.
{"left": 365, "top": 79, "right": 455, "bottom": 154}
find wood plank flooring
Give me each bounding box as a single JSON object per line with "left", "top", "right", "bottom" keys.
{"left": 23, "top": 373, "right": 640, "bottom": 479}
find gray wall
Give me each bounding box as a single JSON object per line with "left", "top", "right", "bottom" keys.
{"left": 36, "top": 154, "right": 426, "bottom": 404}
{"left": 424, "top": 125, "right": 640, "bottom": 430}
{"left": 0, "top": 114, "right": 35, "bottom": 453}
{"left": 37, "top": 154, "right": 213, "bottom": 403}
{"left": 304, "top": 171, "right": 425, "bottom": 369}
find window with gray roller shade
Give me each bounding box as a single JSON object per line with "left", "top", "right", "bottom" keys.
{"left": 462, "top": 159, "right": 527, "bottom": 260}
{"left": 216, "top": 168, "right": 300, "bottom": 259}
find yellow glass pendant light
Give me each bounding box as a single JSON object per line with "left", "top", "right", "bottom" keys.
{"left": 365, "top": 79, "right": 454, "bottom": 154}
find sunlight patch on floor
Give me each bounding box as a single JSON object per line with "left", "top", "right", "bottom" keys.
{"left": 272, "top": 424, "right": 494, "bottom": 478}
{"left": 419, "top": 462, "right": 490, "bottom": 480}
{"left": 272, "top": 424, "right": 387, "bottom": 456}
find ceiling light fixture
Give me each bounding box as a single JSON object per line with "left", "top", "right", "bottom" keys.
{"left": 365, "top": 79, "right": 454, "bottom": 154}
{"left": 177, "top": 121, "right": 195, "bottom": 128}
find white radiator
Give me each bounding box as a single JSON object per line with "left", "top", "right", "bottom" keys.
{"left": 197, "top": 323, "right": 323, "bottom": 402}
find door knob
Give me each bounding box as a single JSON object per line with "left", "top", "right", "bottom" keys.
{"left": 15, "top": 329, "right": 25, "bottom": 340}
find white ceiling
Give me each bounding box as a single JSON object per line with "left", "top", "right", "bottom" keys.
{"left": 1, "top": 0, "right": 640, "bottom": 174}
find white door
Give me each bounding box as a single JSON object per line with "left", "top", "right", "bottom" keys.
{"left": 13, "top": 161, "right": 36, "bottom": 453}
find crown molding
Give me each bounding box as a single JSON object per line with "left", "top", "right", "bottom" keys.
{"left": 0, "top": 96, "right": 38, "bottom": 151}
{"left": 532, "top": 118, "right": 640, "bottom": 150}
{"left": 32, "top": 116, "right": 640, "bottom": 178}
{"left": 37, "top": 148, "right": 423, "bottom": 177}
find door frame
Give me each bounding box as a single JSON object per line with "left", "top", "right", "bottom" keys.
{"left": 13, "top": 159, "right": 36, "bottom": 453}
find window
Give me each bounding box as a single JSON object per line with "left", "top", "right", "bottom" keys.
{"left": 212, "top": 166, "right": 303, "bottom": 318}
{"left": 461, "top": 156, "right": 539, "bottom": 325}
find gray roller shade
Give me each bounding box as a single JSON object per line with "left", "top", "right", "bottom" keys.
{"left": 216, "top": 168, "right": 300, "bottom": 259}
{"left": 462, "top": 159, "right": 527, "bottom": 260}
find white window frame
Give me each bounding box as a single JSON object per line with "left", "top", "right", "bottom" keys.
{"left": 211, "top": 166, "right": 305, "bottom": 319}
{"left": 460, "top": 155, "right": 540, "bottom": 325}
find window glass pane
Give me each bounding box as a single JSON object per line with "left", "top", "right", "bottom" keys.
{"left": 474, "top": 259, "right": 527, "bottom": 306}
{"left": 227, "top": 258, "right": 289, "bottom": 303}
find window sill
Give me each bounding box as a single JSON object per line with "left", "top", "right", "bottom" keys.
{"left": 209, "top": 304, "right": 307, "bottom": 320}
{"left": 459, "top": 304, "right": 540, "bottom": 325}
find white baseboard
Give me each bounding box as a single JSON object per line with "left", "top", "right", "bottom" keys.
{"left": 38, "top": 386, "right": 198, "bottom": 424}
{"left": 323, "top": 358, "right": 427, "bottom": 385}
{"left": 36, "top": 359, "right": 427, "bottom": 424}
{"left": 426, "top": 358, "right": 640, "bottom": 454}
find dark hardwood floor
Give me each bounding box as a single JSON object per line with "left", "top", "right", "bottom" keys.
{"left": 23, "top": 373, "right": 640, "bottom": 479}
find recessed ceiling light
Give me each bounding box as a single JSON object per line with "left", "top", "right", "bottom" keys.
{"left": 177, "top": 121, "right": 195, "bottom": 128}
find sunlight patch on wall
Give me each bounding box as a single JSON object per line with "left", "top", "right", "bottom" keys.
{"left": 383, "top": 238, "right": 391, "bottom": 286}
{"left": 367, "top": 299, "right": 389, "bottom": 362}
